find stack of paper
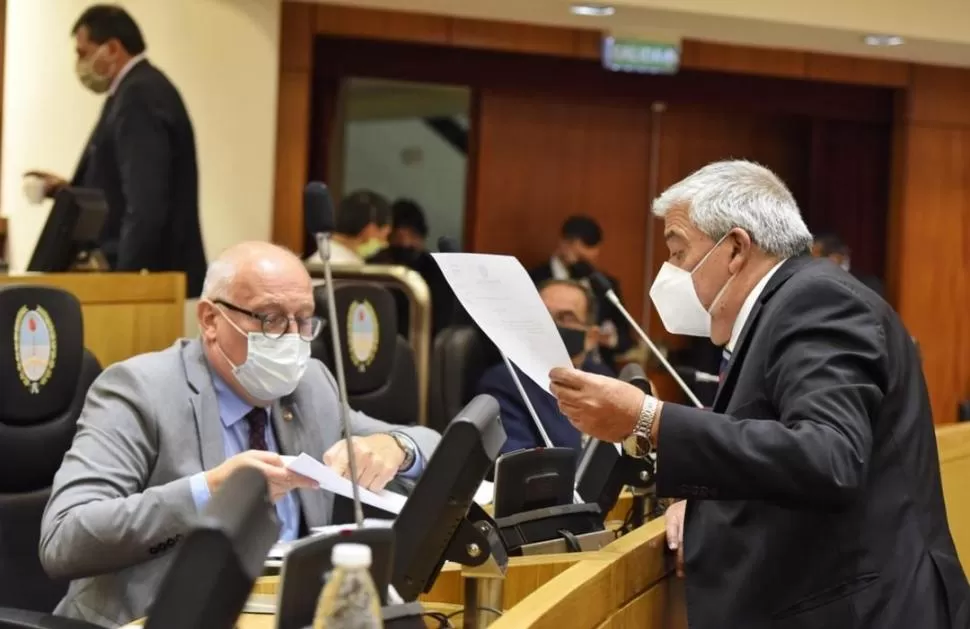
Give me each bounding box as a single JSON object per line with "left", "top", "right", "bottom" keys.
{"left": 282, "top": 454, "right": 408, "bottom": 514}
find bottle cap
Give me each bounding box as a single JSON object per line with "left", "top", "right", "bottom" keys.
{"left": 331, "top": 543, "right": 372, "bottom": 569}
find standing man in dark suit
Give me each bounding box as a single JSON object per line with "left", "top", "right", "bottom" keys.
{"left": 476, "top": 279, "right": 613, "bottom": 454}
{"left": 549, "top": 160, "right": 969, "bottom": 629}
{"left": 529, "top": 216, "right": 632, "bottom": 369}
{"left": 27, "top": 5, "right": 206, "bottom": 299}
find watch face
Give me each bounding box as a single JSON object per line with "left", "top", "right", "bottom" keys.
{"left": 622, "top": 434, "right": 638, "bottom": 458}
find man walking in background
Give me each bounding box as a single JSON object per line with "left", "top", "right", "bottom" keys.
{"left": 27, "top": 4, "right": 206, "bottom": 306}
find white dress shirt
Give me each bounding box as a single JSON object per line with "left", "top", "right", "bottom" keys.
{"left": 726, "top": 259, "right": 787, "bottom": 353}
{"left": 304, "top": 240, "right": 363, "bottom": 266}
{"left": 109, "top": 53, "right": 147, "bottom": 96}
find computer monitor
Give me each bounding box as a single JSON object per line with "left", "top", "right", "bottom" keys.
{"left": 576, "top": 438, "right": 655, "bottom": 519}
{"left": 27, "top": 187, "right": 108, "bottom": 272}
{"left": 276, "top": 528, "right": 395, "bottom": 629}
{"left": 391, "top": 394, "right": 507, "bottom": 601}
{"left": 493, "top": 447, "right": 577, "bottom": 518}
{"left": 145, "top": 467, "right": 280, "bottom": 629}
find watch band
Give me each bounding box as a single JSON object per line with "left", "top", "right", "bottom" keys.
{"left": 623, "top": 395, "right": 658, "bottom": 459}
{"left": 390, "top": 432, "right": 416, "bottom": 471}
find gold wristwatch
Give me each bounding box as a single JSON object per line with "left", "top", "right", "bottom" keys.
{"left": 622, "top": 395, "right": 659, "bottom": 459}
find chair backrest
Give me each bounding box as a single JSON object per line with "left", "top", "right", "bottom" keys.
{"left": 312, "top": 282, "right": 419, "bottom": 426}
{"left": 0, "top": 285, "right": 101, "bottom": 612}
{"left": 428, "top": 325, "right": 501, "bottom": 433}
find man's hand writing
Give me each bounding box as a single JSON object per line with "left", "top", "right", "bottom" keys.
{"left": 205, "top": 450, "right": 318, "bottom": 503}
{"left": 323, "top": 434, "right": 405, "bottom": 491}
{"left": 549, "top": 367, "right": 644, "bottom": 442}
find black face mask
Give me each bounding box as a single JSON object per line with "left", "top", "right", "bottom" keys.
{"left": 567, "top": 260, "right": 594, "bottom": 280}
{"left": 558, "top": 326, "right": 587, "bottom": 359}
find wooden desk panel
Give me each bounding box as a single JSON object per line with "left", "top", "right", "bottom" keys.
{"left": 0, "top": 272, "right": 185, "bottom": 367}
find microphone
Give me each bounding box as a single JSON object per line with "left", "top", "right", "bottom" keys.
{"left": 437, "top": 236, "right": 460, "bottom": 253}
{"left": 304, "top": 181, "right": 334, "bottom": 236}
{"left": 304, "top": 181, "right": 364, "bottom": 527}
{"left": 618, "top": 363, "right": 652, "bottom": 395}
{"left": 587, "top": 270, "right": 704, "bottom": 408}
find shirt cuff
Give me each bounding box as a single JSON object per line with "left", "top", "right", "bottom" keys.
{"left": 394, "top": 433, "right": 424, "bottom": 480}
{"left": 189, "top": 472, "right": 212, "bottom": 512}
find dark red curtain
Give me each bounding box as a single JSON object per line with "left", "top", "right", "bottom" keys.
{"left": 804, "top": 119, "right": 893, "bottom": 281}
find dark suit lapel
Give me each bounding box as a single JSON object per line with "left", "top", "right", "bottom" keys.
{"left": 711, "top": 256, "right": 813, "bottom": 412}
{"left": 182, "top": 339, "right": 225, "bottom": 470}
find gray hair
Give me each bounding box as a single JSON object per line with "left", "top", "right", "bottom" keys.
{"left": 652, "top": 160, "right": 813, "bottom": 258}
{"left": 200, "top": 258, "right": 236, "bottom": 301}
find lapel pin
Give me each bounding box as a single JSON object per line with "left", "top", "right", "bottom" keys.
{"left": 282, "top": 408, "right": 294, "bottom": 422}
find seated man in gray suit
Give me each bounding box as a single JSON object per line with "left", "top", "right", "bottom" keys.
{"left": 40, "top": 241, "right": 440, "bottom": 627}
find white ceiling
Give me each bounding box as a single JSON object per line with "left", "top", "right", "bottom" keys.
{"left": 294, "top": 0, "right": 970, "bottom": 68}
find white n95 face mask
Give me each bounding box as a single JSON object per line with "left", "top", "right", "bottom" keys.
{"left": 217, "top": 310, "right": 311, "bottom": 401}
{"left": 649, "top": 235, "right": 732, "bottom": 338}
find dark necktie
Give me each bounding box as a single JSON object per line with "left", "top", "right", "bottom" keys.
{"left": 718, "top": 349, "right": 732, "bottom": 383}
{"left": 245, "top": 407, "right": 269, "bottom": 451}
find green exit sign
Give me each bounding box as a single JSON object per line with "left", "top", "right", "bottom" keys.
{"left": 602, "top": 37, "right": 680, "bottom": 75}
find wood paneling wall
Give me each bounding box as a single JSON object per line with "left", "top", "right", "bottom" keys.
{"left": 470, "top": 88, "right": 653, "bottom": 323}
{"left": 889, "top": 65, "right": 970, "bottom": 423}
{"left": 274, "top": 2, "right": 968, "bottom": 421}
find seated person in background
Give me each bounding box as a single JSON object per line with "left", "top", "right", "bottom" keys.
{"left": 476, "top": 279, "right": 614, "bottom": 454}
{"left": 529, "top": 215, "right": 633, "bottom": 369}
{"left": 812, "top": 232, "right": 884, "bottom": 296}
{"left": 387, "top": 198, "right": 428, "bottom": 255}
{"left": 305, "top": 189, "right": 391, "bottom": 265}
{"left": 40, "top": 241, "right": 440, "bottom": 627}
{"left": 370, "top": 199, "right": 458, "bottom": 336}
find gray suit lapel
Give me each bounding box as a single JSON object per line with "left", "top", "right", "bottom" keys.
{"left": 277, "top": 392, "right": 332, "bottom": 527}
{"left": 182, "top": 339, "right": 225, "bottom": 470}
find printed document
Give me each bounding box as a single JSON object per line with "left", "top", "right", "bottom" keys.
{"left": 432, "top": 253, "right": 572, "bottom": 392}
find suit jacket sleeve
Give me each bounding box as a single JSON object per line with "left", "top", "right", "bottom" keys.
{"left": 655, "top": 277, "right": 886, "bottom": 509}
{"left": 476, "top": 367, "right": 537, "bottom": 454}
{"left": 313, "top": 362, "right": 440, "bottom": 461}
{"left": 39, "top": 363, "right": 197, "bottom": 580}
{"left": 111, "top": 87, "right": 173, "bottom": 271}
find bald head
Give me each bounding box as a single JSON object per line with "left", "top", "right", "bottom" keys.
{"left": 197, "top": 242, "right": 315, "bottom": 405}
{"left": 202, "top": 242, "right": 309, "bottom": 303}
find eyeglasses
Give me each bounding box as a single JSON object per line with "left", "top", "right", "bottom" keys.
{"left": 214, "top": 299, "right": 323, "bottom": 341}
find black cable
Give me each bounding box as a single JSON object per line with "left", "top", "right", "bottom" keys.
{"left": 445, "top": 606, "right": 504, "bottom": 620}
{"left": 421, "top": 611, "right": 454, "bottom": 628}
{"left": 557, "top": 528, "right": 582, "bottom": 552}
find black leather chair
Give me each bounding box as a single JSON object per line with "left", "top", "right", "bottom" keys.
{"left": 0, "top": 286, "right": 101, "bottom": 613}
{"left": 428, "top": 325, "right": 501, "bottom": 433}
{"left": 312, "top": 282, "right": 419, "bottom": 426}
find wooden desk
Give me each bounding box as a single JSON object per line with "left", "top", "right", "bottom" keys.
{"left": 0, "top": 272, "right": 185, "bottom": 368}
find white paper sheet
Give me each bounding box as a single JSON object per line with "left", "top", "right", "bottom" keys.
{"left": 282, "top": 454, "right": 408, "bottom": 514}
{"left": 432, "top": 253, "right": 572, "bottom": 392}
{"left": 474, "top": 480, "right": 494, "bottom": 506}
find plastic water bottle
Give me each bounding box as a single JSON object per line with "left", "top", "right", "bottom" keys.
{"left": 312, "top": 543, "right": 383, "bottom": 629}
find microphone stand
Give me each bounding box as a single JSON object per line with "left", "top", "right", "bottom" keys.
{"left": 602, "top": 290, "right": 704, "bottom": 409}
{"left": 501, "top": 352, "right": 583, "bottom": 504}
{"left": 316, "top": 231, "right": 365, "bottom": 528}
